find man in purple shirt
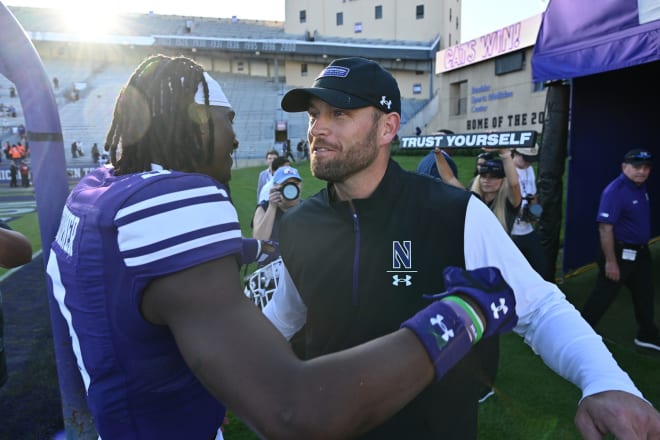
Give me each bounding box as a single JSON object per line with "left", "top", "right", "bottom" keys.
{"left": 582, "top": 148, "right": 659, "bottom": 351}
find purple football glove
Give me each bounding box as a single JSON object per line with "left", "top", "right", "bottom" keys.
{"left": 401, "top": 299, "right": 476, "bottom": 381}
{"left": 239, "top": 238, "right": 280, "bottom": 266}
{"left": 401, "top": 266, "right": 517, "bottom": 381}
{"left": 426, "top": 266, "right": 518, "bottom": 339}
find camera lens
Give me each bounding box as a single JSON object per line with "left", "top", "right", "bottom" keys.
{"left": 528, "top": 204, "right": 543, "bottom": 218}
{"left": 280, "top": 182, "right": 300, "bottom": 200}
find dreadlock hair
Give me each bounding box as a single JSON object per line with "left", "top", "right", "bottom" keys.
{"left": 106, "top": 54, "right": 215, "bottom": 175}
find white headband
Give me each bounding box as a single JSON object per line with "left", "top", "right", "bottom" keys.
{"left": 194, "top": 72, "right": 231, "bottom": 107}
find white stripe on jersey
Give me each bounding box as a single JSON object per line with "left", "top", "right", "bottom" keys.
{"left": 46, "top": 250, "right": 91, "bottom": 391}
{"left": 117, "top": 200, "right": 237, "bottom": 251}
{"left": 123, "top": 230, "right": 241, "bottom": 266}
{"left": 115, "top": 185, "right": 229, "bottom": 220}
{"left": 115, "top": 184, "right": 239, "bottom": 267}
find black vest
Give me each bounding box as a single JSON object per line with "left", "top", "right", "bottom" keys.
{"left": 280, "top": 160, "right": 490, "bottom": 439}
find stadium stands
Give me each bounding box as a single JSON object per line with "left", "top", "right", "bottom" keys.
{"left": 3, "top": 5, "right": 433, "bottom": 165}
{"left": 2, "top": 63, "right": 429, "bottom": 165}
{"left": 2, "top": 62, "right": 310, "bottom": 164}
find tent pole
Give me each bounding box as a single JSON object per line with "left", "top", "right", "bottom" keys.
{"left": 537, "top": 80, "right": 571, "bottom": 282}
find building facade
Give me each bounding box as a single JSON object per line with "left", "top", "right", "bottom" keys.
{"left": 429, "top": 15, "right": 547, "bottom": 135}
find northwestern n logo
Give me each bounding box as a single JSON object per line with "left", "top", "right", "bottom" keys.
{"left": 392, "top": 241, "right": 412, "bottom": 270}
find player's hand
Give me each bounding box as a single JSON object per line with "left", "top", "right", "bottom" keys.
{"left": 575, "top": 391, "right": 660, "bottom": 439}
{"left": 239, "top": 238, "right": 280, "bottom": 266}
{"left": 256, "top": 240, "right": 280, "bottom": 266}
{"left": 425, "top": 266, "right": 518, "bottom": 338}
{"left": 401, "top": 266, "right": 517, "bottom": 381}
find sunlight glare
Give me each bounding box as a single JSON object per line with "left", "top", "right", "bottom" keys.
{"left": 58, "top": 2, "right": 119, "bottom": 37}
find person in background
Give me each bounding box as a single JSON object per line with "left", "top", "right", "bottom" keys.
{"left": 264, "top": 56, "right": 660, "bottom": 439}
{"left": 0, "top": 222, "right": 31, "bottom": 270}
{"left": 91, "top": 143, "right": 100, "bottom": 165}
{"left": 283, "top": 138, "right": 297, "bottom": 164}
{"left": 258, "top": 156, "right": 291, "bottom": 203}
{"left": 256, "top": 149, "right": 279, "bottom": 201}
{"left": 582, "top": 148, "right": 659, "bottom": 351}
{"left": 0, "top": 221, "right": 33, "bottom": 387}
{"left": 416, "top": 129, "right": 460, "bottom": 185}
{"left": 9, "top": 143, "right": 23, "bottom": 165}
{"left": 510, "top": 147, "right": 549, "bottom": 278}
{"left": 19, "top": 161, "right": 29, "bottom": 187}
{"left": 70, "top": 141, "right": 78, "bottom": 159}
{"left": 465, "top": 151, "right": 496, "bottom": 188}
{"left": 301, "top": 139, "right": 309, "bottom": 160}
{"left": 252, "top": 165, "right": 303, "bottom": 242}
{"left": 470, "top": 152, "right": 522, "bottom": 233}
{"left": 45, "top": 54, "right": 517, "bottom": 439}
{"left": 8, "top": 163, "right": 17, "bottom": 188}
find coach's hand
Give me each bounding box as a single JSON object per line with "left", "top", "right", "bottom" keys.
{"left": 576, "top": 390, "right": 660, "bottom": 439}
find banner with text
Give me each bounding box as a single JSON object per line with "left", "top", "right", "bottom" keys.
{"left": 398, "top": 130, "right": 537, "bottom": 150}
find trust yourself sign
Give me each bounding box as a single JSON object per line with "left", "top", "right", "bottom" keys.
{"left": 398, "top": 130, "right": 537, "bottom": 150}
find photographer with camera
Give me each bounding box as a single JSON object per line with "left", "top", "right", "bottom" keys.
{"left": 253, "top": 165, "right": 303, "bottom": 242}
{"left": 511, "top": 147, "right": 549, "bottom": 280}
{"left": 470, "top": 149, "right": 522, "bottom": 233}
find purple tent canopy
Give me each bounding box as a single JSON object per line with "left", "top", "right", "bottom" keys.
{"left": 531, "top": 0, "right": 660, "bottom": 272}
{"left": 532, "top": 0, "right": 660, "bottom": 81}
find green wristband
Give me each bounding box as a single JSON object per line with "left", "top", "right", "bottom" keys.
{"left": 442, "top": 296, "right": 484, "bottom": 343}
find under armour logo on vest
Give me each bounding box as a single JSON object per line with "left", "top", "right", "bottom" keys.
{"left": 430, "top": 314, "right": 454, "bottom": 342}
{"left": 392, "top": 274, "right": 412, "bottom": 286}
{"left": 490, "top": 298, "right": 509, "bottom": 319}
{"left": 380, "top": 96, "right": 392, "bottom": 110}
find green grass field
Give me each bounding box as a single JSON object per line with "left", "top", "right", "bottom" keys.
{"left": 4, "top": 153, "right": 659, "bottom": 439}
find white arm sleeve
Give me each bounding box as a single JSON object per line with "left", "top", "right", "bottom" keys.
{"left": 464, "top": 196, "right": 644, "bottom": 401}
{"left": 262, "top": 262, "right": 307, "bottom": 341}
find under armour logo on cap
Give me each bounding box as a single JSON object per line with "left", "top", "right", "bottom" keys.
{"left": 380, "top": 96, "right": 392, "bottom": 110}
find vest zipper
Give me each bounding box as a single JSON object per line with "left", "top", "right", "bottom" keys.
{"left": 348, "top": 200, "right": 360, "bottom": 305}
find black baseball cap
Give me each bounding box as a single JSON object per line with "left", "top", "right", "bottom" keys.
{"left": 623, "top": 149, "right": 653, "bottom": 166}
{"left": 281, "top": 57, "right": 401, "bottom": 114}
{"left": 478, "top": 159, "right": 505, "bottom": 178}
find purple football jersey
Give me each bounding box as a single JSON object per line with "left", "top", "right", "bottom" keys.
{"left": 47, "top": 167, "right": 240, "bottom": 439}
